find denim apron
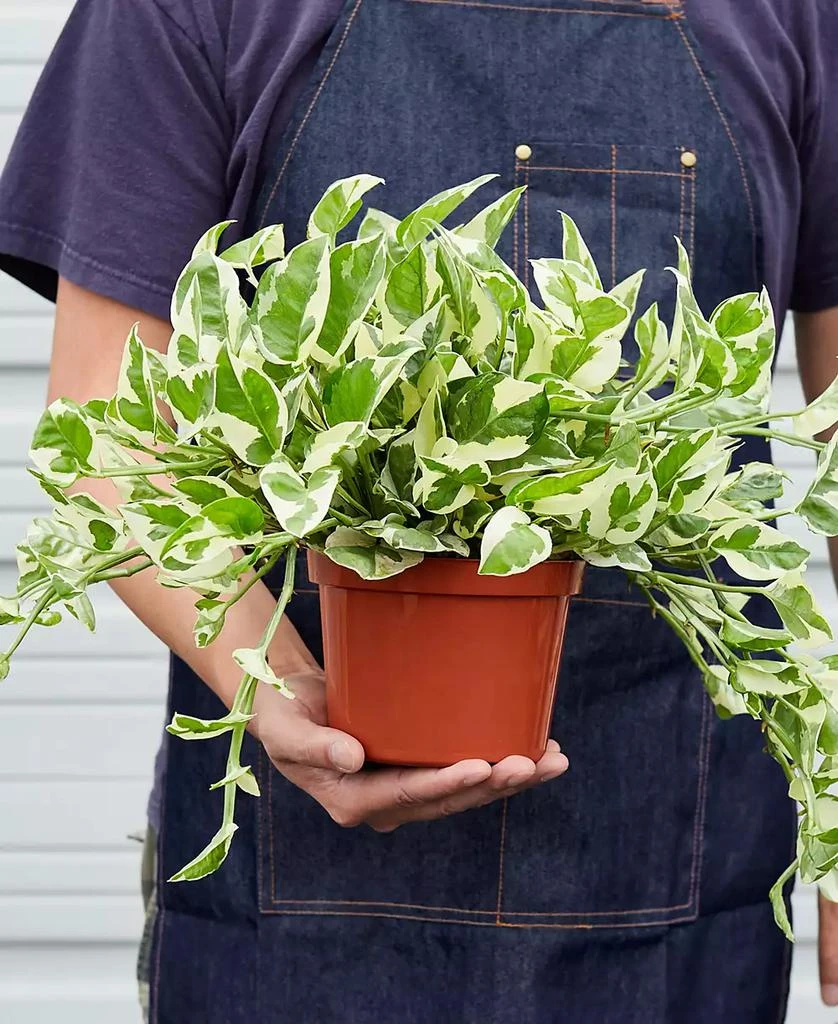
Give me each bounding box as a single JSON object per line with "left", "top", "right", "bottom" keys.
{"left": 150, "top": 2, "right": 797, "bottom": 1020}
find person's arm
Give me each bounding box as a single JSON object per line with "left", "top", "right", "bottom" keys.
{"left": 52, "top": 278, "right": 569, "bottom": 831}
{"left": 794, "top": 308, "right": 838, "bottom": 1005}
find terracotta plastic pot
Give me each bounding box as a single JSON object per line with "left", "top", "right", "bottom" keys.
{"left": 307, "top": 551, "right": 585, "bottom": 766}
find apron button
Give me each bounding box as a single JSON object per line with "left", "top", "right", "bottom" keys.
{"left": 680, "top": 150, "right": 697, "bottom": 168}
{"left": 515, "top": 143, "right": 533, "bottom": 161}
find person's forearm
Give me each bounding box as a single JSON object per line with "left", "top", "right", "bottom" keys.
{"left": 48, "top": 279, "right": 317, "bottom": 706}
{"left": 794, "top": 308, "right": 838, "bottom": 582}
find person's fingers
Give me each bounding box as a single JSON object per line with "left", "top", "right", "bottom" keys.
{"left": 367, "top": 745, "right": 570, "bottom": 830}
{"left": 819, "top": 892, "right": 838, "bottom": 1005}
{"left": 334, "top": 759, "right": 494, "bottom": 826}
{"left": 265, "top": 710, "right": 366, "bottom": 774}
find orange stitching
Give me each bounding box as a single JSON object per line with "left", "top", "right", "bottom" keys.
{"left": 262, "top": 897, "right": 696, "bottom": 916}
{"left": 257, "top": 0, "right": 364, "bottom": 226}
{"left": 523, "top": 162, "right": 531, "bottom": 286}
{"left": 260, "top": 907, "right": 699, "bottom": 929}
{"left": 671, "top": 18, "right": 757, "bottom": 282}
{"left": 404, "top": 0, "right": 683, "bottom": 18}
{"left": 688, "top": 696, "right": 712, "bottom": 907}
{"left": 689, "top": 166, "right": 697, "bottom": 265}
{"left": 513, "top": 162, "right": 521, "bottom": 277}
{"left": 610, "top": 144, "right": 618, "bottom": 288}
{"left": 268, "top": 760, "right": 278, "bottom": 903}
{"left": 496, "top": 798, "right": 508, "bottom": 923}
{"left": 527, "top": 165, "right": 685, "bottom": 177}
{"left": 678, "top": 165, "right": 686, "bottom": 244}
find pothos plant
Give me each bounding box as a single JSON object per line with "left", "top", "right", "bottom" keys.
{"left": 2, "top": 174, "right": 838, "bottom": 937}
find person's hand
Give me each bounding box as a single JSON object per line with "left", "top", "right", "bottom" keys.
{"left": 252, "top": 668, "right": 569, "bottom": 831}
{"left": 820, "top": 892, "right": 838, "bottom": 1005}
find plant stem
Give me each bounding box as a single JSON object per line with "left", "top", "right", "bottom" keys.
{"left": 656, "top": 572, "right": 764, "bottom": 595}
{"left": 2, "top": 587, "right": 55, "bottom": 662}
{"left": 733, "top": 427, "right": 822, "bottom": 452}
{"left": 94, "top": 458, "right": 220, "bottom": 478}
{"left": 90, "top": 559, "right": 154, "bottom": 584}
{"left": 336, "top": 485, "right": 369, "bottom": 516}
{"left": 220, "top": 548, "right": 298, "bottom": 830}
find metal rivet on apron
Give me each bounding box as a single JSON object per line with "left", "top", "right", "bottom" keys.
{"left": 515, "top": 144, "right": 533, "bottom": 161}
{"left": 680, "top": 150, "right": 697, "bottom": 168}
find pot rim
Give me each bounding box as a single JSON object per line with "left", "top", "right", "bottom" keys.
{"left": 306, "top": 548, "right": 586, "bottom": 597}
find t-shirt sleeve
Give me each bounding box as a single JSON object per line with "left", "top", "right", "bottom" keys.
{"left": 0, "top": 0, "right": 230, "bottom": 321}
{"left": 790, "top": 1, "right": 838, "bottom": 313}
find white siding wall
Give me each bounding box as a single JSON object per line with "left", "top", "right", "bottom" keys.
{"left": 0, "top": 2, "right": 832, "bottom": 1020}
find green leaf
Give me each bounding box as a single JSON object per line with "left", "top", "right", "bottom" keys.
{"left": 166, "top": 709, "right": 255, "bottom": 740}
{"left": 29, "top": 399, "right": 96, "bottom": 487}
{"left": 795, "top": 372, "right": 838, "bottom": 439}
{"left": 220, "top": 224, "right": 286, "bottom": 281}
{"left": 211, "top": 347, "right": 287, "bottom": 465}
{"left": 169, "top": 822, "right": 238, "bottom": 882}
{"left": 769, "top": 871, "right": 795, "bottom": 943}
{"left": 107, "top": 326, "right": 169, "bottom": 442}
{"left": 233, "top": 646, "right": 295, "bottom": 699}
{"left": 797, "top": 435, "right": 838, "bottom": 535}
{"left": 260, "top": 458, "right": 340, "bottom": 538}
{"left": 447, "top": 373, "right": 548, "bottom": 461}
{"left": 360, "top": 517, "right": 453, "bottom": 554}
{"left": 323, "top": 355, "right": 412, "bottom": 427}
{"left": 397, "top": 174, "right": 497, "bottom": 250}
{"left": 506, "top": 463, "right": 612, "bottom": 517}
{"left": 479, "top": 507, "right": 552, "bottom": 576}
{"left": 720, "top": 615, "right": 793, "bottom": 652}
{"left": 631, "top": 303, "right": 670, "bottom": 393}
{"left": 560, "top": 212, "right": 602, "bottom": 288}
{"left": 307, "top": 174, "right": 384, "bottom": 240}
{"left": 720, "top": 463, "right": 785, "bottom": 509}
{"left": 209, "top": 764, "right": 261, "bottom": 797}
{"left": 384, "top": 243, "right": 440, "bottom": 326}
{"left": 457, "top": 187, "right": 525, "bottom": 248}
{"left": 324, "top": 527, "right": 423, "bottom": 579}
{"left": 302, "top": 421, "right": 369, "bottom": 475}
{"left": 313, "top": 237, "right": 386, "bottom": 363}
{"left": 160, "top": 497, "right": 264, "bottom": 572}
{"left": 734, "top": 660, "right": 805, "bottom": 697}
{"left": 711, "top": 520, "right": 809, "bottom": 581}
{"left": 766, "top": 572, "right": 833, "bottom": 648}
{"left": 253, "top": 235, "right": 332, "bottom": 363}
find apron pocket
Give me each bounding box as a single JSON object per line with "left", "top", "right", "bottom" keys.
{"left": 512, "top": 139, "right": 697, "bottom": 362}
{"left": 498, "top": 596, "right": 711, "bottom": 928}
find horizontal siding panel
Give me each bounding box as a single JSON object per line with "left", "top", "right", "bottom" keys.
{"left": 0, "top": 705, "right": 164, "bottom": 778}
{"left": 0, "top": 317, "right": 52, "bottom": 368}
{"left": 0, "top": 64, "right": 42, "bottom": 112}
{"left": 0, "top": 894, "right": 144, "bottom": 942}
{"left": 0, "top": 657, "right": 167, "bottom": 704}
{"left": 0, "top": 607, "right": 165, "bottom": 657}
{"left": 0, "top": 8, "right": 70, "bottom": 63}
{"left": 0, "top": 273, "right": 53, "bottom": 313}
{"left": 0, "top": 779, "right": 151, "bottom": 848}
{"left": 0, "top": 849, "right": 143, "bottom": 895}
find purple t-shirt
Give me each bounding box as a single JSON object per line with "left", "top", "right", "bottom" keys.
{"left": 1, "top": 0, "right": 838, "bottom": 827}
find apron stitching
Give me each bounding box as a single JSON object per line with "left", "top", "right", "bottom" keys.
{"left": 260, "top": 897, "right": 694, "bottom": 916}
{"left": 495, "top": 798, "right": 508, "bottom": 924}
{"left": 686, "top": 695, "right": 711, "bottom": 908}
{"left": 610, "top": 144, "right": 618, "bottom": 288}
{"left": 269, "top": 760, "right": 279, "bottom": 902}
{"left": 404, "top": 0, "right": 683, "bottom": 19}
{"left": 527, "top": 166, "right": 684, "bottom": 177}
{"left": 259, "top": 907, "right": 699, "bottom": 928}
{"left": 257, "top": 0, "right": 364, "bottom": 226}
{"left": 513, "top": 162, "right": 521, "bottom": 276}
{"left": 256, "top": 747, "right": 265, "bottom": 910}
{"left": 523, "top": 164, "right": 531, "bottom": 286}
{"left": 689, "top": 165, "right": 697, "bottom": 263}
{"left": 678, "top": 166, "right": 686, "bottom": 244}
{"left": 671, "top": 18, "right": 757, "bottom": 283}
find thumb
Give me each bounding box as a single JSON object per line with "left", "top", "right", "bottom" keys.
{"left": 819, "top": 892, "right": 838, "bottom": 1005}
{"left": 266, "top": 712, "right": 366, "bottom": 774}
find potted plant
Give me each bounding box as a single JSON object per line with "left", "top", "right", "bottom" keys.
{"left": 3, "top": 174, "right": 838, "bottom": 938}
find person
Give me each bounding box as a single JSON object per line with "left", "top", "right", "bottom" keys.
{"left": 1, "top": 0, "right": 837, "bottom": 1020}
